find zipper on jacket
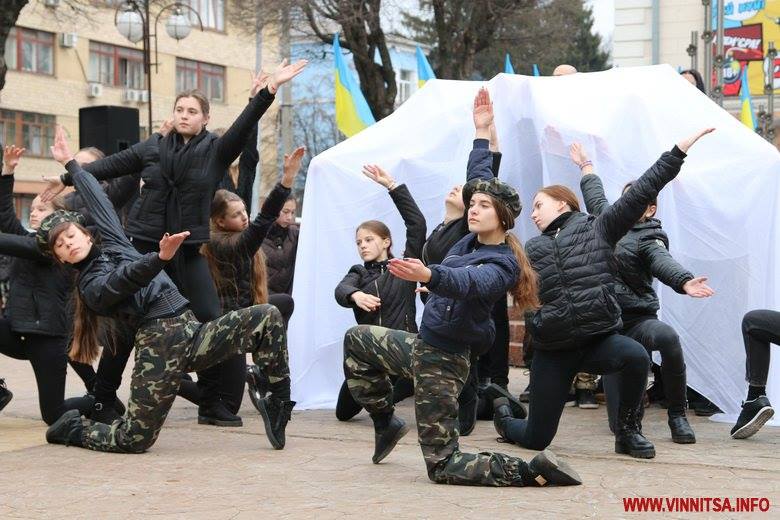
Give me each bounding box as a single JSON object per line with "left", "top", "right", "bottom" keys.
{"left": 374, "top": 279, "right": 382, "bottom": 327}
{"left": 551, "top": 233, "right": 580, "bottom": 338}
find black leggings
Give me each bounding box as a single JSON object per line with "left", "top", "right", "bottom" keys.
{"left": 0, "top": 319, "right": 93, "bottom": 424}
{"left": 502, "top": 333, "right": 650, "bottom": 450}
{"left": 133, "top": 240, "right": 224, "bottom": 404}
{"left": 177, "top": 293, "right": 295, "bottom": 413}
{"left": 741, "top": 309, "right": 778, "bottom": 386}
{"left": 603, "top": 317, "right": 687, "bottom": 430}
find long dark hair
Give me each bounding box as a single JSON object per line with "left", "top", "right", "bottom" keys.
{"left": 201, "top": 189, "right": 269, "bottom": 305}
{"left": 490, "top": 197, "right": 540, "bottom": 312}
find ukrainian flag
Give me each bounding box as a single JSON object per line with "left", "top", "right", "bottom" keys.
{"left": 504, "top": 53, "right": 515, "bottom": 74}
{"left": 739, "top": 66, "right": 756, "bottom": 131}
{"left": 532, "top": 64, "right": 540, "bottom": 77}
{"left": 416, "top": 46, "right": 436, "bottom": 87}
{"left": 333, "top": 34, "right": 375, "bottom": 137}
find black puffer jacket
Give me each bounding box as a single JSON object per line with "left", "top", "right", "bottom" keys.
{"left": 262, "top": 223, "right": 299, "bottom": 295}
{"left": 525, "top": 147, "right": 686, "bottom": 351}
{"left": 64, "top": 174, "right": 141, "bottom": 230}
{"left": 581, "top": 174, "right": 693, "bottom": 318}
{"left": 334, "top": 184, "right": 426, "bottom": 332}
{"left": 65, "top": 161, "right": 187, "bottom": 324}
{"left": 205, "top": 182, "right": 289, "bottom": 312}
{"left": 61, "top": 88, "right": 275, "bottom": 244}
{"left": 0, "top": 175, "right": 73, "bottom": 336}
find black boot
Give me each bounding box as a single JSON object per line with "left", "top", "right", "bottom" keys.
{"left": 668, "top": 409, "right": 696, "bottom": 444}
{"left": 257, "top": 396, "right": 295, "bottom": 449}
{"left": 483, "top": 383, "right": 527, "bottom": 419}
{"left": 371, "top": 413, "right": 409, "bottom": 464}
{"left": 246, "top": 365, "right": 269, "bottom": 414}
{"left": 0, "top": 378, "right": 12, "bottom": 413}
{"left": 492, "top": 397, "right": 514, "bottom": 441}
{"left": 458, "top": 395, "right": 478, "bottom": 436}
{"left": 46, "top": 410, "right": 84, "bottom": 447}
{"left": 335, "top": 379, "right": 363, "bottom": 421}
{"left": 731, "top": 396, "right": 774, "bottom": 439}
{"left": 91, "top": 399, "right": 121, "bottom": 424}
{"left": 198, "top": 400, "right": 243, "bottom": 427}
{"left": 615, "top": 406, "right": 655, "bottom": 459}
{"left": 113, "top": 398, "right": 126, "bottom": 416}
{"left": 518, "top": 449, "right": 582, "bottom": 486}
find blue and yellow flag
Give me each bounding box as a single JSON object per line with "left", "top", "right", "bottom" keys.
{"left": 333, "top": 34, "right": 375, "bottom": 137}
{"left": 532, "top": 64, "right": 540, "bottom": 77}
{"left": 504, "top": 53, "right": 515, "bottom": 74}
{"left": 739, "top": 66, "right": 757, "bottom": 131}
{"left": 416, "top": 46, "right": 436, "bottom": 87}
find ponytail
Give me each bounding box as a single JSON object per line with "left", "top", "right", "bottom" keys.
{"left": 505, "top": 233, "right": 540, "bottom": 311}
{"left": 70, "top": 290, "right": 112, "bottom": 364}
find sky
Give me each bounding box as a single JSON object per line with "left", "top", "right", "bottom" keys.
{"left": 587, "top": 0, "right": 616, "bottom": 44}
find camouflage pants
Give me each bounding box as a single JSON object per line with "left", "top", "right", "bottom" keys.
{"left": 81, "top": 305, "right": 288, "bottom": 453}
{"left": 573, "top": 372, "right": 599, "bottom": 391}
{"left": 344, "top": 325, "right": 529, "bottom": 486}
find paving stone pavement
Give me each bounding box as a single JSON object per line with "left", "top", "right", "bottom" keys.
{"left": 0, "top": 355, "right": 777, "bottom": 519}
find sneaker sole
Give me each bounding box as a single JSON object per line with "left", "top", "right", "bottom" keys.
{"left": 731, "top": 406, "right": 775, "bottom": 440}
{"left": 615, "top": 442, "right": 656, "bottom": 459}
{"left": 671, "top": 434, "right": 696, "bottom": 444}
{"left": 257, "top": 399, "right": 284, "bottom": 450}
{"left": 578, "top": 403, "right": 599, "bottom": 410}
{"left": 484, "top": 384, "right": 528, "bottom": 419}
{"left": 532, "top": 449, "right": 583, "bottom": 486}
{"left": 247, "top": 389, "right": 264, "bottom": 415}
{"left": 372, "top": 422, "right": 409, "bottom": 464}
{"left": 197, "top": 416, "right": 243, "bottom": 427}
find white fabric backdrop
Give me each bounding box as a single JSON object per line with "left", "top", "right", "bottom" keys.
{"left": 288, "top": 65, "right": 780, "bottom": 427}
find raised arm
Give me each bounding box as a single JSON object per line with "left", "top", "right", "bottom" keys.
{"left": 235, "top": 122, "right": 259, "bottom": 205}
{"left": 594, "top": 128, "right": 714, "bottom": 247}
{"left": 489, "top": 121, "right": 502, "bottom": 177}
{"left": 0, "top": 146, "right": 29, "bottom": 236}
{"left": 213, "top": 60, "right": 307, "bottom": 170}
{"left": 0, "top": 232, "right": 47, "bottom": 261}
{"left": 362, "top": 164, "right": 427, "bottom": 259}
{"left": 81, "top": 253, "right": 170, "bottom": 309}
{"left": 572, "top": 142, "right": 611, "bottom": 217}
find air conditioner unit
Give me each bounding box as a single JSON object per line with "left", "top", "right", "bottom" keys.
{"left": 43, "top": 0, "right": 60, "bottom": 7}
{"left": 138, "top": 90, "right": 149, "bottom": 103}
{"left": 122, "top": 89, "right": 140, "bottom": 102}
{"left": 87, "top": 82, "right": 103, "bottom": 98}
{"left": 60, "top": 32, "right": 77, "bottom": 48}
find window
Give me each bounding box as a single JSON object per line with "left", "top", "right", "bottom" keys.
{"left": 396, "top": 69, "right": 415, "bottom": 105}
{"left": 88, "top": 41, "right": 145, "bottom": 89}
{"left": 187, "top": 0, "right": 224, "bottom": 31}
{"left": 4, "top": 27, "right": 54, "bottom": 75}
{"left": 0, "top": 110, "right": 56, "bottom": 157}
{"left": 176, "top": 58, "right": 225, "bottom": 101}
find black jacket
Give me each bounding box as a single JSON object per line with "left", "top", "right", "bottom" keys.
{"left": 65, "top": 161, "right": 187, "bottom": 325}
{"left": 580, "top": 174, "right": 693, "bottom": 318}
{"left": 205, "top": 182, "right": 289, "bottom": 312}
{"left": 217, "top": 120, "right": 258, "bottom": 206}
{"left": 62, "top": 88, "right": 275, "bottom": 244}
{"left": 0, "top": 175, "right": 73, "bottom": 337}
{"left": 64, "top": 174, "right": 141, "bottom": 230}
{"left": 261, "top": 223, "right": 299, "bottom": 295}
{"left": 525, "top": 147, "right": 687, "bottom": 351}
{"left": 334, "top": 184, "right": 427, "bottom": 332}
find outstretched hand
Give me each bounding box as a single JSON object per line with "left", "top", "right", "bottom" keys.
{"left": 2, "top": 145, "right": 25, "bottom": 175}
{"left": 251, "top": 70, "right": 272, "bottom": 97}
{"left": 682, "top": 276, "right": 715, "bottom": 298}
{"left": 50, "top": 125, "right": 74, "bottom": 166}
{"left": 351, "top": 291, "right": 381, "bottom": 312}
{"left": 268, "top": 59, "right": 308, "bottom": 94}
{"left": 472, "top": 87, "right": 494, "bottom": 130}
{"left": 282, "top": 146, "right": 306, "bottom": 188}
{"left": 159, "top": 231, "right": 191, "bottom": 261}
{"left": 677, "top": 128, "right": 715, "bottom": 154}
{"left": 362, "top": 164, "right": 395, "bottom": 189}
{"left": 388, "top": 257, "right": 431, "bottom": 283}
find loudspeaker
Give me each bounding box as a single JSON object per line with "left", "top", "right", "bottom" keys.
{"left": 78, "top": 106, "right": 140, "bottom": 155}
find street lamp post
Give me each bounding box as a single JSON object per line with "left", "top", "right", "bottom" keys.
{"left": 114, "top": 1, "right": 202, "bottom": 135}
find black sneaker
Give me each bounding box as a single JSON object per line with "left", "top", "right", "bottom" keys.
{"left": 0, "top": 379, "right": 13, "bottom": 413}
{"left": 523, "top": 449, "right": 583, "bottom": 486}
{"left": 46, "top": 409, "right": 84, "bottom": 447}
{"left": 693, "top": 400, "right": 723, "bottom": 417}
{"left": 483, "top": 383, "right": 527, "bottom": 419}
{"left": 246, "top": 365, "right": 269, "bottom": 414}
{"left": 576, "top": 388, "right": 599, "bottom": 409}
{"left": 371, "top": 414, "right": 409, "bottom": 464}
{"left": 492, "top": 397, "right": 514, "bottom": 442}
{"left": 198, "top": 400, "right": 243, "bottom": 427}
{"left": 257, "top": 396, "right": 295, "bottom": 449}
{"left": 731, "top": 396, "right": 774, "bottom": 440}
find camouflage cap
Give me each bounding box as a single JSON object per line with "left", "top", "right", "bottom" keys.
{"left": 36, "top": 210, "right": 85, "bottom": 254}
{"left": 462, "top": 178, "right": 523, "bottom": 220}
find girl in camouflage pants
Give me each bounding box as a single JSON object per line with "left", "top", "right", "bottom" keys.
{"left": 39, "top": 127, "right": 294, "bottom": 453}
